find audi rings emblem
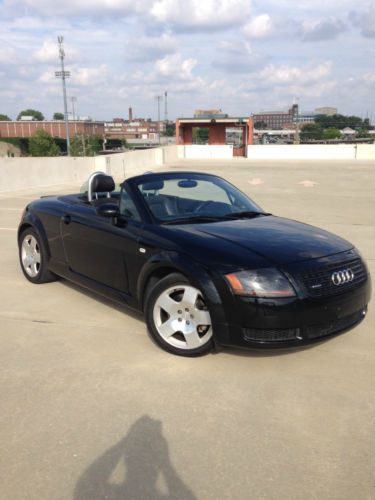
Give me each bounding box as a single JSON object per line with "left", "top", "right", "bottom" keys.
{"left": 331, "top": 269, "right": 355, "bottom": 286}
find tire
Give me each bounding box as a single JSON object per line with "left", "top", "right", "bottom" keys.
{"left": 19, "top": 228, "right": 58, "bottom": 284}
{"left": 145, "top": 273, "right": 214, "bottom": 356}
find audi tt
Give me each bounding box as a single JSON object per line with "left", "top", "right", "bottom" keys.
{"left": 18, "top": 171, "right": 371, "bottom": 356}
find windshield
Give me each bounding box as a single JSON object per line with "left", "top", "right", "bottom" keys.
{"left": 136, "top": 175, "right": 264, "bottom": 223}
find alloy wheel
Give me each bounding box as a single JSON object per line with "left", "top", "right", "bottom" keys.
{"left": 152, "top": 284, "right": 212, "bottom": 350}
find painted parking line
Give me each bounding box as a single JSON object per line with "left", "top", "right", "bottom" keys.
{"left": 0, "top": 227, "right": 17, "bottom": 231}
{"left": 299, "top": 180, "right": 318, "bottom": 187}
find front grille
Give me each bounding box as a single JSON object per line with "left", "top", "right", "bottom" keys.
{"left": 298, "top": 258, "right": 367, "bottom": 298}
{"left": 305, "top": 309, "right": 365, "bottom": 339}
{"left": 242, "top": 309, "right": 365, "bottom": 343}
{"left": 243, "top": 327, "right": 300, "bottom": 342}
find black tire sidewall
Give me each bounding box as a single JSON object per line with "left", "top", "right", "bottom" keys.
{"left": 18, "top": 228, "right": 55, "bottom": 284}
{"left": 145, "top": 273, "right": 214, "bottom": 357}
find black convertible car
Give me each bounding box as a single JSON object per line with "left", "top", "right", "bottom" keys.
{"left": 18, "top": 171, "right": 371, "bottom": 356}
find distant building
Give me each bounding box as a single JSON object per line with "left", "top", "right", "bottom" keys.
{"left": 0, "top": 120, "right": 104, "bottom": 139}
{"left": 104, "top": 119, "right": 165, "bottom": 141}
{"left": 315, "top": 107, "right": 338, "bottom": 116}
{"left": 253, "top": 104, "right": 298, "bottom": 129}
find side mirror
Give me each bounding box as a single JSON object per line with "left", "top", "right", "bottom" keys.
{"left": 96, "top": 203, "right": 119, "bottom": 218}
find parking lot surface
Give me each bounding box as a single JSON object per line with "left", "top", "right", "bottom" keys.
{"left": 1, "top": 159, "right": 374, "bottom": 500}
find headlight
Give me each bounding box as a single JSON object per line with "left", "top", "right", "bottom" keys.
{"left": 225, "top": 268, "right": 296, "bottom": 298}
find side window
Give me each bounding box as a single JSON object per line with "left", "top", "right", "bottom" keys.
{"left": 119, "top": 189, "right": 141, "bottom": 221}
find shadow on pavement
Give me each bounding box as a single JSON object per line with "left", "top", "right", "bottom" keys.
{"left": 73, "top": 415, "right": 196, "bottom": 500}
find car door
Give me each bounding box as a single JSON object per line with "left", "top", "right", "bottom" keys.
{"left": 60, "top": 201, "right": 142, "bottom": 294}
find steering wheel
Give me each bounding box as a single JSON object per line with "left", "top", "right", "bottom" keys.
{"left": 194, "top": 200, "right": 216, "bottom": 213}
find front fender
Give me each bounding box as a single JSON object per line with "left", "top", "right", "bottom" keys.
{"left": 18, "top": 210, "right": 50, "bottom": 256}
{"left": 137, "top": 250, "right": 227, "bottom": 328}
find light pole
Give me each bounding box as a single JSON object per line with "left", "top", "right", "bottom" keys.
{"left": 71, "top": 96, "right": 77, "bottom": 121}
{"left": 155, "top": 95, "right": 163, "bottom": 145}
{"left": 55, "top": 36, "right": 71, "bottom": 155}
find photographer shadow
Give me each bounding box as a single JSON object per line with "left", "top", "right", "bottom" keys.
{"left": 73, "top": 415, "right": 196, "bottom": 500}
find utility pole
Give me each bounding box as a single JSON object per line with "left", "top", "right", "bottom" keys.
{"left": 164, "top": 91, "right": 168, "bottom": 122}
{"left": 55, "top": 36, "right": 71, "bottom": 155}
{"left": 155, "top": 95, "right": 163, "bottom": 145}
{"left": 71, "top": 96, "right": 77, "bottom": 121}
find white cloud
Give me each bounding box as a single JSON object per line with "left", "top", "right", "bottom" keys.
{"left": 213, "top": 40, "right": 265, "bottom": 72}
{"left": 243, "top": 14, "right": 273, "bottom": 38}
{"left": 155, "top": 53, "right": 197, "bottom": 80}
{"left": 71, "top": 64, "right": 109, "bottom": 86}
{"left": 34, "top": 39, "right": 58, "bottom": 63}
{"left": 357, "top": 5, "right": 375, "bottom": 37}
{"left": 301, "top": 17, "right": 348, "bottom": 41}
{"left": 4, "top": 0, "right": 145, "bottom": 17}
{"left": 124, "top": 33, "right": 176, "bottom": 62}
{"left": 0, "top": 47, "right": 17, "bottom": 64}
{"left": 151, "top": 0, "right": 252, "bottom": 30}
{"left": 258, "top": 62, "right": 332, "bottom": 86}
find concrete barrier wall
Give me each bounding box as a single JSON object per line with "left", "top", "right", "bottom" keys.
{"left": 246, "top": 144, "right": 358, "bottom": 160}
{"left": 1, "top": 144, "right": 374, "bottom": 193}
{"left": 0, "top": 148, "right": 166, "bottom": 193}
{"left": 163, "top": 145, "right": 184, "bottom": 163}
{"left": 356, "top": 144, "right": 375, "bottom": 160}
{"left": 184, "top": 145, "right": 233, "bottom": 159}
{"left": 102, "top": 148, "right": 164, "bottom": 181}
{"left": 0, "top": 156, "right": 96, "bottom": 192}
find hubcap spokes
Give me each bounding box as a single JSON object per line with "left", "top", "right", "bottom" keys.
{"left": 153, "top": 285, "right": 212, "bottom": 350}
{"left": 21, "top": 235, "right": 41, "bottom": 278}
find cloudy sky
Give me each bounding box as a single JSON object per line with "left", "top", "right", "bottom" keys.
{"left": 1, "top": 0, "right": 374, "bottom": 121}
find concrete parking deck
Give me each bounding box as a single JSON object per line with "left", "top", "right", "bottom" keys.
{"left": 1, "top": 159, "right": 374, "bottom": 500}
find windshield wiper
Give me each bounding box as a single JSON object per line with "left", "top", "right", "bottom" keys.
{"left": 223, "top": 211, "right": 272, "bottom": 219}
{"left": 161, "top": 215, "right": 226, "bottom": 225}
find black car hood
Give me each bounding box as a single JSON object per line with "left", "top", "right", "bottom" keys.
{"left": 190, "top": 216, "right": 353, "bottom": 265}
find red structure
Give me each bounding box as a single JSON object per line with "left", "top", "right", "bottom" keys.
{"left": 176, "top": 117, "right": 254, "bottom": 156}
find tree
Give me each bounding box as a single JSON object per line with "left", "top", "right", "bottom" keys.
{"left": 0, "top": 114, "right": 11, "bottom": 121}
{"left": 322, "top": 127, "right": 341, "bottom": 140}
{"left": 17, "top": 109, "right": 44, "bottom": 121}
{"left": 315, "top": 113, "right": 363, "bottom": 130}
{"left": 70, "top": 134, "right": 102, "bottom": 156}
{"left": 53, "top": 112, "right": 64, "bottom": 120}
{"left": 165, "top": 123, "right": 176, "bottom": 137}
{"left": 28, "top": 129, "right": 60, "bottom": 156}
{"left": 300, "top": 123, "right": 324, "bottom": 141}
{"left": 192, "top": 127, "right": 209, "bottom": 144}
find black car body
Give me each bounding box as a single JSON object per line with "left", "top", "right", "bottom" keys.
{"left": 18, "top": 171, "right": 371, "bottom": 356}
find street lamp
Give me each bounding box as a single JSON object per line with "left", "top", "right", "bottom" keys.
{"left": 155, "top": 95, "right": 163, "bottom": 145}
{"left": 55, "top": 36, "right": 71, "bottom": 155}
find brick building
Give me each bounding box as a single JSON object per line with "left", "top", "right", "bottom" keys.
{"left": 253, "top": 104, "right": 299, "bottom": 129}
{"left": 104, "top": 119, "right": 165, "bottom": 141}
{"left": 0, "top": 120, "right": 104, "bottom": 139}
{"left": 176, "top": 116, "right": 254, "bottom": 156}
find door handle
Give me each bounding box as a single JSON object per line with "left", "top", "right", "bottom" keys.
{"left": 62, "top": 215, "right": 71, "bottom": 224}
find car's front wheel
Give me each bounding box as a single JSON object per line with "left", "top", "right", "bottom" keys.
{"left": 145, "top": 273, "right": 214, "bottom": 356}
{"left": 19, "top": 228, "right": 58, "bottom": 284}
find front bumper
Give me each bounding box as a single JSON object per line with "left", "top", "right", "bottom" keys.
{"left": 212, "top": 274, "right": 371, "bottom": 349}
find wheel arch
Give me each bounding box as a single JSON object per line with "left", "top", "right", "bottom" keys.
{"left": 137, "top": 251, "right": 225, "bottom": 322}
{"left": 18, "top": 213, "right": 51, "bottom": 259}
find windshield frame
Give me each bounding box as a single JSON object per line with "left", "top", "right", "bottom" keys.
{"left": 125, "top": 171, "right": 264, "bottom": 225}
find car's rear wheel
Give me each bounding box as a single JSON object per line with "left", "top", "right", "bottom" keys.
{"left": 145, "top": 273, "right": 214, "bottom": 356}
{"left": 19, "top": 228, "right": 57, "bottom": 284}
